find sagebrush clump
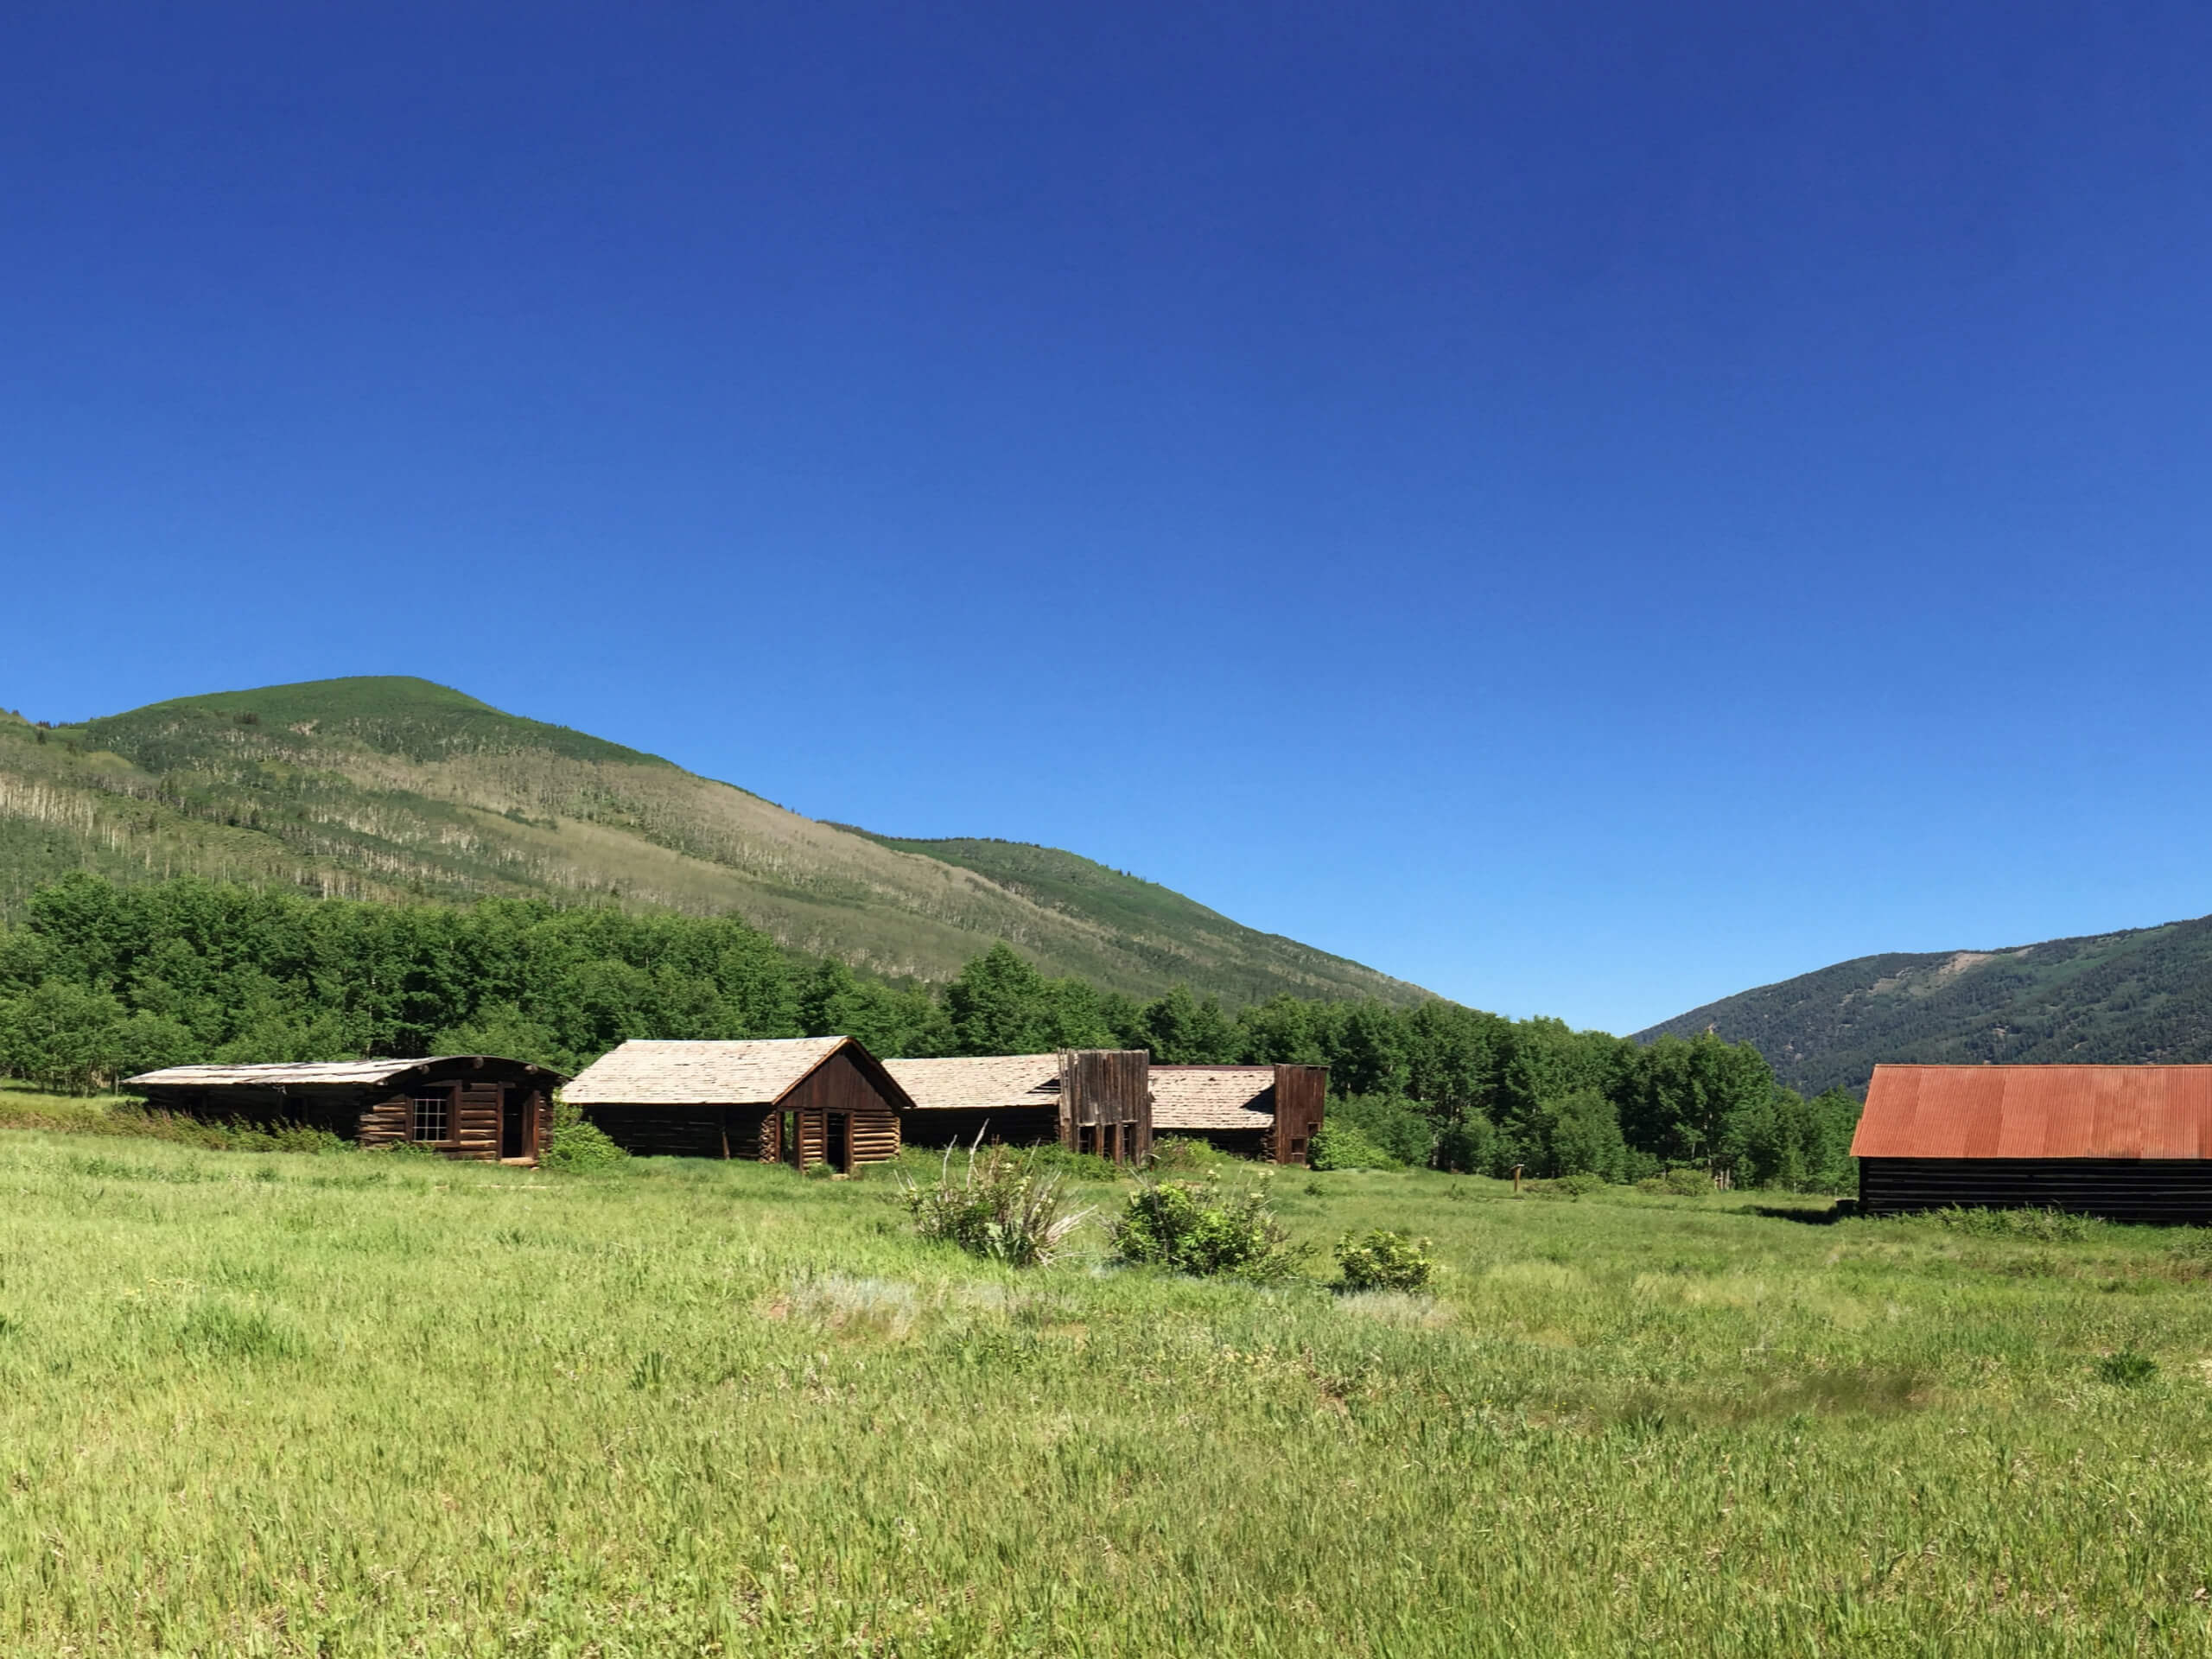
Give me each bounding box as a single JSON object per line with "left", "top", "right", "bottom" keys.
{"left": 897, "top": 1142, "right": 1091, "bottom": 1268}
{"left": 1110, "top": 1178, "right": 1310, "bottom": 1282}
{"left": 1334, "top": 1229, "right": 1434, "bottom": 1293}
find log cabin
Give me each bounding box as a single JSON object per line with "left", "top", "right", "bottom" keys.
{"left": 884, "top": 1050, "right": 1151, "bottom": 1164}
{"left": 563, "top": 1036, "right": 912, "bottom": 1172}
{"left": 124, "top": 1056, "right": 564, "bottom": 1163}
{"left": 1853, "top": 1063, "right": 2212, "bottom": 1222}
{"left": 1148, "top": 1064, "right": 1327, "bottom": 1164}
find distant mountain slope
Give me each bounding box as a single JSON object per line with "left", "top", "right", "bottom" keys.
{"left": 1639, "top": 915, "right": 2212, "bottom": 1095}
{"left": 841, "top": 832, "right": 1427, "bottom": 1008}
{"left": 0, "top": 677, "right": 1427, "bottom": 1006}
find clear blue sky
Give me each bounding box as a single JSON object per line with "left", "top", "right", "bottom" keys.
{"left": 5, "top": 3, "right": 2211, "bottom": 1033}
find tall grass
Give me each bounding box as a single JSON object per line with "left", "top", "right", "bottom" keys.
{"left": 2, "top": 1127, "right": 2211, "bottom": 1654}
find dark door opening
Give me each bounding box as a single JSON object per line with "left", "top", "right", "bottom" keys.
{"left": 825, "top": 1112, "right": 849, "bottom": 1173}
{"left": 499, "top": 1088, "right": 524, "bottom": 1159}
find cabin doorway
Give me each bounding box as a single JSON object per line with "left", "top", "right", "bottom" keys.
{"left": 498, "top": 1088, "right": 524, "bottom": 1160}
{"left": 825, "top": 1112, "right": 849, "bottom": 1173}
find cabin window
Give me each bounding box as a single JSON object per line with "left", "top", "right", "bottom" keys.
{"left": 411, "top": 1092, "right": 450, "bottom": 1144}
{"left": 1288, "top": 1137, "right": 1307, "bottom": 1157}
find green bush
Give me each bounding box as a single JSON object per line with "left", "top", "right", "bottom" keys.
{"left": 1326, "top": 1094, "right": 1435, "bottom": 1166}
{"left": 896, "top": 1143, "right": 1091, "bottom": 1268}
{"left": 1335, "top": 1230, "right": 1433, "bottom": 1293}
{"left": 1146, "top": 1135, "right": 1238, "bottom": 1175}
{"left": 1636, "top": 1166, "right": 1712, "bottom": 1198}
{"left": 1110, "top": 1178, "right": 1311, "bottom": 1282}
{"left": 2096, "top": 1348, "right": 2158, "bottom": 1388}
{"left": 1308, "top": 1122, "right": 1400, "bottom": 1171}
{"left": 538, "top": 1100, "right": 630, "bottom": 1173}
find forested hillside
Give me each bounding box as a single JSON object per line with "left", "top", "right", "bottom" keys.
{"left": 0, "top": 872, "right": 1853, "bottom": 1191}
{"left": 0, "top": 677, "right": 1421, "bottom": 1006}
{"left": 1642, "top": 913, "right": 2212, "bottom": 1095}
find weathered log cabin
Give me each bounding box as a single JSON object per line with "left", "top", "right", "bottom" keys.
{"left": 124, "top": 1056, "right": 565, "bottom": 1162}
{"left": 563, "top": 1037, "right": 912, "bottom": 1173}
{"left": 1853, "top": 1063, "right": 2212, "bottom": 1222}
{"left": 884, "top": 1050, "right": 1152, "bottom": 1164}
{"left": 1149, "top": 1064, "right": 1327, "bottom": 1163}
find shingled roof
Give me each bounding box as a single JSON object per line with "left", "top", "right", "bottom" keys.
{"left": 1853, "top": 1064, "right": 2212, "bottom": 1160}
{"left": 564, "top": 1038, "right": 911, "bottom": 1109}
{"left": 882, "top": 1054, "right": 1063, "bottom": 1113}
{"left": 1149, "top": 1065, "right": 1276, "bottom": 1131}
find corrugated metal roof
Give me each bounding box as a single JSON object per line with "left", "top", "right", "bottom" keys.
{"left": 563, "top": 1038, "right": 852, "bottom": 1108}
{"left": 1150, "top": 1065, "right": 1275, "bottom": 1132}
{"left": 1853, "top": 1065, "right": 2212, "bottom": 1160}
{"left": 882, "top": 1055, "right": 1061, "bottom": 1113}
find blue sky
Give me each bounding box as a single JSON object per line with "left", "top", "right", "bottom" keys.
{"left": 5, "top": 3, "right": 2212, "bottom": 1033}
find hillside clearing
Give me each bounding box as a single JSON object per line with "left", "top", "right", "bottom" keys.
{"left": 3, "top": 1133, "right": 2209, "bottom": 1655}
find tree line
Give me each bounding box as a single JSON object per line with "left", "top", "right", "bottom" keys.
{"left": 0, "top": 873, "right": 1859, "bottom": 1189}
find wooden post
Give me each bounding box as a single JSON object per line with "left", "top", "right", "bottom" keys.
{"left": 1512, "top": 1164, "right": 1523, "bottom": 1194}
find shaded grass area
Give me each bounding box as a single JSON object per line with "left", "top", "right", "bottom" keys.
{"left": 4, "top": 1135, "right": 2212, "bottom": 1653}
{"left": 0, "top": 1078, "right": 345, "bottom": 1153}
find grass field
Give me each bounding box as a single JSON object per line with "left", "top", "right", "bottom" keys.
{"left": 4, "top": 1122, "right": 2212, "bottom": 1656}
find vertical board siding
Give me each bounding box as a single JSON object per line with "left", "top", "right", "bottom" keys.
{"left": 1268, "top": 1065, "right": 1328, "bottom": 1164}
{"left": 1058, "top": 1050, "right": 1151, "bottom": 1164}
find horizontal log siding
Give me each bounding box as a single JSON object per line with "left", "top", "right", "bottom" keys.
{"left": 785, "top": 1050, "right": 901, "bottom": 1172}
{"left": 359, "top": 1092, "right": 410, "bottom": 1148}
{"left": 899, "top": 1106, "right": 1061, "bottom": 1148}
{"left": 1860, "top": 1157, "right": 2212, "bottom": 1224}
{"left": 450, "top": 1085, "right": 503, "bottom": 1162}
{"left": 581, "top": 1105, "right": 724, "bottom": 1159}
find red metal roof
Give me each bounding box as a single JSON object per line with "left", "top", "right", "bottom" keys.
{"left": 1852, "top": 1065, "right": 2212, "bottom": 1160}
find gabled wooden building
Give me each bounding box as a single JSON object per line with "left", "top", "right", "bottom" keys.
{"left": 563, "top": 1037, "right": 912, "bottom": 1173}
{"left": 124, "top": 1056, "right": 565, "bottom": 1163}
{"left": 1853, "top": 1063, "right": 2212, "bottom": 1222}
{"left": 1149, "top": 1064, "right": 1327, "bottom": 1164}
{"left": 883, "top": 1049, "right": 1153, "bottom": 1164}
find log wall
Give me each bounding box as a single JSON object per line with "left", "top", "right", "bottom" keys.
{"left": 1860, "top": 1157, "right": 2212, "bottom": 1224}
{"left": 785, "top": 1049, "right": 901, "bottom": 1173}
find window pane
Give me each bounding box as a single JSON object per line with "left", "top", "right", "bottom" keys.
{"left": 412, "top": 1094, "right": 448, "bottom": 1143}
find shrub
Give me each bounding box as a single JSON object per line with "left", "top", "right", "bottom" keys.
{"left": 538, "top": 1099, "right": 629, "bottom": 1173}
{"left": 1309, "top": 1122, "right": 1400, "bottom": 1171}
{"left": 896, "top": 1142, "right": 1091, "bottom": 1268}
{"left": 2096, "top": 1348, "right": 2158, "bottom": 1387}
{"left": 1110, "top": 1178, "right": 1311, "bottom": 1282}
{"left": 1636, "top": 1166, "right": 1713, "bottom": 1198}
{"left": 1335, "top": 1230, "right": 1433, "bottom": 1293}
{"left": 1325, "top": 1094, "right": 1437, "bottom": 1166}
{"left": 1147, "top": 1135, "right": 1238, "bottom": 1175}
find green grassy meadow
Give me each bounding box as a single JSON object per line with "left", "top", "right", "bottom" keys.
{"left": 4, "top": 1122, "right": 2212, "bottom": 1656}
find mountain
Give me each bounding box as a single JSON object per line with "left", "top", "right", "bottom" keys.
{"left": 0, "top": 677, "right": 1427, "bottom": 1007}
{"left": 1638, "top": 915, "right": 2212, "bottom": 1095}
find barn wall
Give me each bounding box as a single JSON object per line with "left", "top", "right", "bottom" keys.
{"left": 1268, "top": 1066, "right": 1328, "bottom": 1165}
{"left": 1861, "top": 1157, "right": 2212, "bottom": 1223}
{"left": 583, "top": 1103, "right": 761, "bottom": 1159}
{"left": 899, "top": 1106, "right": 1061, "bottom": 1149}
{"left": 785, "top": 1050, "right": 901, "bottom": 1171}
{"left": 1058, "top": 1050, "right": 1151, "bottom": 1164}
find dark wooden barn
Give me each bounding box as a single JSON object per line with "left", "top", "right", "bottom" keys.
{"left": 1148, "top": 1064, "right": 1327, "bottom": 1163}
{"left": 563, "top": 1037, "right": 912, "bottom": 1173}
{"left": 1853, "top": 1063, "right": 2212, "bottom": 1222}
{"left": 124, "top": 1056, "right": 565, "bottom": 1163}
{"left": 885, "top": 1050, "right": 1152, "bottom": 1164}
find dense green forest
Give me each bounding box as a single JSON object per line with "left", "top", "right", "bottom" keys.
{"left": 0, "top": 874, "right": 1857, "bottom": 1190}
{"left": 1642, "top": 913, "right": 2212, "bottom": 1094}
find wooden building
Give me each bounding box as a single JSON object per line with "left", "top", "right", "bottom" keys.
{"left": 1853, "top": 1063, "right": 2212, "bottom": 1222}
{"left": 563, "top": 1037, "right": 912, "bottom": 1173}
{"left": 124, "top": 1056, "right": 564, "bottom": 1163}
{"left": 884, "top": 1050, "right": 1152, "bottom": 1164}
{"left": 1149, "top": 1064, "right": 1327, "bottom": 1163}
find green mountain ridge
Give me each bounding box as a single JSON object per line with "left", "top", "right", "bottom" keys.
{"left": 0, "top": 676, "right": 1428, "bottom": 1007}
{"left": 1638, "top": 913, "right": 2212, "bottom": 1095}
